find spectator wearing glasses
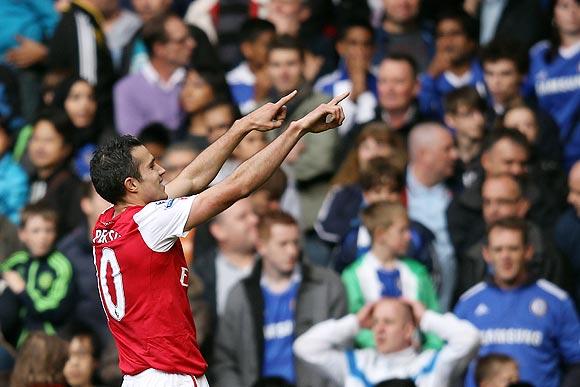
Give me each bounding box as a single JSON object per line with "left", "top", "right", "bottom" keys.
{"left": 114, "top": 12, "right": 195, "bottom": 136}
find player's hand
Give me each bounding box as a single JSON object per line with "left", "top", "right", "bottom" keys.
{"left": 241, "top": 90, "right": 297, "bottom": 132}
{"left": 294, "top": 92, "right": 349, "bottom": 133}
{"left": 2, "top": 271, "right": 25, "bottom": 294}
{"left": 401, "top": 297, "right": 426, "bottom": 324}
{"left": 5, "top": 36, "right": 48, "bottom": 68}
{"left": 357, "top": 302, "right": 375, "bottom": 330}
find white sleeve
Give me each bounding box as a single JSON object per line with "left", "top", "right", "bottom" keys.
{"left": 420, "top": 311, "right": 481, "bottom": 383}
{"left": 133, "top": 196, "right": 196, "bottom": 252}
{"left": 293, "top": 314, "right": 358, "bottom": 385}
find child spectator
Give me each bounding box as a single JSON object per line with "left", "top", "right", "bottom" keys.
{"left": 10, "top": 331, "right": 68, "bottom": 387}
{"left": 226, "top": 19, "right": 276, "bottom": 115}
{"left": 443, "top": 86, "right": 486, "bottom": 187}
{"left": 475, "top": 354, "right": 519, "bottom": 387}
{"left": 341, "top": 201, "right": 441, "bottom": 350}
{"left": 63, "top": 323, "right": 103, "bottom": 387}
{"left": 26, "top": 109, "right": 84, "bottom": 239}
{"left": 0, "top": 203, "right": 76, "bottom": 347}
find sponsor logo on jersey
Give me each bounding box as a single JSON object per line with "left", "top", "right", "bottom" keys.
{"left": 264, "top": 320, "right": 295, "bottom": 340}
{"left": 38, "top": 272, "right": 54, "bottom": 291}
{"left": 530, "top": 298, "right": 547, "bottom": 317}
{"left": 536, "top": 74, "right": 580, "bottom": 96}
{"left": 480, "top": 328, "right": 543, "bottom": 347}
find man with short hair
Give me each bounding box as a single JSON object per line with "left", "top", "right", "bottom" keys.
{"left": 456, "top": 174, "right": 565, "bottom": 296}
{"left": 315, "top": 21, "right": 377, "bottom": 137}
{"left": 419, "top": 9, "right": 485, "bottom": 119}
{"left": 89, "top": 89, "right": 348, "bottom": 386}
{"left": 373, "top": 0, "right": 434, "bottom": 72}
{"left": 407, "top": 122, "right": 458, "bottom": 310}
{"left": 265, "top": 35, "right": 339, "bottom": 241}
{"left": 212, "top": 211, "right": 347, "bottom": 387}
{"left": 294, "top": 297, "right": 480, "bottom": 386}
{"left": 454, "top": 218, "right": 580, "bottom": 387}
{"left": 447, "top": 129, "right": 563, "bottom": 260}
{"left": 114, "top": 13, "right": 194, "bottom": 136}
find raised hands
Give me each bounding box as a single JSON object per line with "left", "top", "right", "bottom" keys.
{"left": 295, "top": 92, "right": 350, "bottom": 133}
{"left": 241, "top": 90, "right": 297, "bottom": 132}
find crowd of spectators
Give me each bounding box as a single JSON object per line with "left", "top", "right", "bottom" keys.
{"left": 0, "top": 0, "right": 579, "bottom": 386}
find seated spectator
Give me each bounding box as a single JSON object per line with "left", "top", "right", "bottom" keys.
{"left": 475, "top": 353, "right": 519, "bottom": 387}
{"left": 58, "top": 183, "right": 112, "bottom": 346}
{"left": 467, "top": 0, "right": 548, "bottom": 49}
{"left": 227, "top": 19, "right": 276, "bottom": 115}
{"left": 317, "top": 124, "right": 406, "bottom": 248}
{"left": 330, "top": 158, "right": 437, "bottom": 275}
{"left": 447, "top": 129, "right": 563, "bottom": 265}
{"left": 419, "top": 9, "right": 484, "bottom": 119}
{"left": 194, "top": 198, "right": 258, "bottom": 357}
{"left": 138, "top": 122, "right": 171, "bottom": 161}
{"left": 373, "top": 0, "right": 434, "bottom": 72}
{"left": 315, "top": 20, "right": 378, "bottom": 137}
{"left": 52, "top": 76, "right": 103, "bottom": 180}
{"left": 122, "top": 0, "right": 221, "bottom": 77}
{"left": 179, "top": 69, "right": 231, "bottom": 145}
{"left": 114, "top": 12, "right": 194, "bottom": 136}
{"left": 100, "top": 0, "right": 141, "bottom": 73}
{"left": 345, "top": 54, "right": 425, "bottom": 149}
{"left": 341, "top": 202, "right": 441, "bottom": 350}
{"left": 443, "top": 86, "right": 486, "bottom": 188}
{"left": 406, "top": 123, "right": 458, "bottom": 310}
{"left": 0, "top": 203, "right": 76, "bottom": 347}
{"left": 63, "top": 323, "right": 104, "bottom": 387}
{"left": 48, "top": 0, "right": 116, "bottom": 124}
{"left": 528, "top": 0, "right": 580, "bottom": 171}
{"left": 212, "top": 211, "right": 346, "bottom": 387}
{"left": 0, "top": 118, "right": 27, "bottom": 224}
{"left": 10, "top": 331, "right": 68, "bottom": 387}
{"left": 265, "top": 36, "right": 338, "bottom": 242}
{"left": 293, "top": 297, "right": 480, "bottom": 386}
{"left": 454, "top": 218, "right": 580, "bottom": 387}
{"left": 480, "top": 39, "right": 563, "bottom": 167}
{"left": 555, "top": 161, "right": 580, "bottom": 306}
{"left": 27, "top": 109, "right": 84, "bottom": 239}
{"left": 457, "top": 174, "right": 567, "bottom": 299}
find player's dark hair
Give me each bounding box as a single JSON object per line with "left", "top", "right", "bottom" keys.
{"left": 482, "top": 128, "right": 530, "bottom": 155}
{"left": 380, "top": 53, "right": 419, "bottom": 78}
{"left": 90, "top": 135, "right": 143, "bottom": 204}
{"left": 337, "top": 19, "right": 375, "bottom": 42}
{"left": 475, "top": 353, "right": 517, "bottom": 384}
{"left": 268, "top": 35, "right": 305, "bottom": 61}
{"left": 443, "top": 86, "right": 486, "bottom": 114}
{"left": 240, "top": 18, "right": 276, "bottom": 44}
{"left": 486, "top": 217, "right": 529, "bottom": 246}
{"left": 480, "top": 39, "right": 529, "bottom": 75}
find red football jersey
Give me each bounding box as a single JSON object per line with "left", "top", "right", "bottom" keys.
{"left": 92, "top": 196, "right": 207, "bottom": 377}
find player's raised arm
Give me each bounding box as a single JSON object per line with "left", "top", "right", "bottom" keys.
{"left": 183, "top": 92, "right": 349, "bottom": 231}
{"left": 164, "top": 90, "right": 298, "bottom": 198}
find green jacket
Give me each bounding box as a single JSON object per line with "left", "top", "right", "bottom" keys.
{"left": 1, "top": 249, "right": 76, "bottom": 344}
{"left": 341, "top": 252, "right": 442, "bottom": 349}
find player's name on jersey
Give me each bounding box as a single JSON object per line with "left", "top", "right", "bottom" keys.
{"left": 93, "top": 229, "right": 122, "bottom": 244}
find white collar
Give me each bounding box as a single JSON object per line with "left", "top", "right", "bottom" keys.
{"left": 142, "top": 62, "right": 186, "bottom": 91}
{"left": 559, "top": 41, "right": 580, "bottom": 59}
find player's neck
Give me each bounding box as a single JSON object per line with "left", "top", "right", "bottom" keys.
{"left": 495, "top": 271, "right": 528, "bottom": 290}
{"left": 561, "top": 33, "right": 580, "bottom": 48}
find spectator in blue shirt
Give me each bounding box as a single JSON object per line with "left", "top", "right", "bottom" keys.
{"left": 455, "top": 217, "right": 580, "bottom": 387}
{"left": 0, "top": 118, "right": 27, "bottom": 224}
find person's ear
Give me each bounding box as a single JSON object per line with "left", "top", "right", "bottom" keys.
{"left": 123, "top": 176, "right": 139, "bottom": 195}
{"left": 517, "top": 198, "right": 531, "bottom": 218}
{"left": 524, "top": 243, "right": 534, "bottom": 262}
{"left": 482, "top": 244, "right": 492, "bottom": 265}
{"left": 240, "top": 41, "right": 254, "bottom": 60}
{"left": 444, "top": 113, "right": 456, "bottom": 129}
{"left": 299, "top": 6, "right": 311, "bottom": 22}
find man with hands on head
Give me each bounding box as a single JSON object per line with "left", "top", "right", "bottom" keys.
{"left": 294, "top": 297, "right": 480, "bottom": 387}
{"left": 89, "top": 90, "right": 348, "bottom": 387}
